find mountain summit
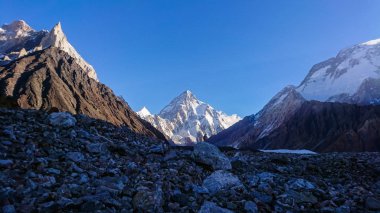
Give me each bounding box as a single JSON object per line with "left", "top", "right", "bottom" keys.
{"left": 296, "top": 37, "right": 380, "bottom": 104}
{"left": 0, "top": 20, "right": 97, "bottom": 80}
{"left": 0, "top": 21, "right": 165, "bottom": 140}
{"left": 209, "top": 37, "right": 380, "bottom": 152}
{"left": 137, "top": 90, "right": 241, "bottom": 145}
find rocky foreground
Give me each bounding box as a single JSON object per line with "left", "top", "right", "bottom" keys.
{"left": 1, "top": 108, "right": 380, "bottom": 213}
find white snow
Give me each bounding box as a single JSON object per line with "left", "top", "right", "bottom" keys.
{"left": 259, "top": 149, "right": 317, "bottom": 154}
{"left": 136, "top": 107, "right": 151, "bottom": 118}
{"left": 40, "top": 22, "right": 98, "bottom": 81}
{"left": 137, "top": 90, "right": 241, "bottom": 145}
{"left": 0, "top": 20, "right": 98, "bottom": 81}
{"left": 361, "top": 38, "right": 380, "bottom": 46}
{"left": 297, "top": 37, "right": 380, "bottom": 102}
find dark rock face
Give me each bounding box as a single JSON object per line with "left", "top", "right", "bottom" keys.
{"left": 210, "top": 101, "right": 380, "bottom": 152}
{"left": 208, "top": 86, "right": 306, "bottom": 148}
{"left": 0, "top": 47, "right": 165, "bottom": 140}
{"left": 248, "top": 101, "right": 380, "bottom": 152}
{"left": 1, "top": 108, "right": 379, "bottom": 212}
{"left": 207, "top": 115, "right": 256, "bottom": 147}
{"left": 0, "top": 96, "right": 19, "bottom": 108}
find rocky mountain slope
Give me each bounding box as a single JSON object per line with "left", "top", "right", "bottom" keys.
{"left": 209, "top": 38, "right": 380, "bottom": 152}
{"left": 137, "top": 90, "right": 240, "bottom": 145}
{"left": 0, "top": 20, "right": 164, "bottom": 140}
{"left": 0, "top": 47, "right": 165, "bottom": 140}
{"left": 0, "top": 20, "right": 97, "bottom": 80}
{"left": 297, "top": 38, "right": 380, "bottom": 104}
{"left": 1, "top": 107, "right": 380, "bottom": 212}
{"left": 243, "top": 101, "right": 380, "bottom": 152}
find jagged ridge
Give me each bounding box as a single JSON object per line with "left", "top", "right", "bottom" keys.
{"left": 0, "top": 47, "right": 165, "bottom": 140}
{"left": 138, "top": 90, "right": 240, "bottom": 145}
{"left": 209, "top": 37, "right": 380, "bottom": 152}
{"left": 0, "top": 20, "right": 97, "bottom": 80}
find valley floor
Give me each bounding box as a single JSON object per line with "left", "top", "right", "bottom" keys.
{"left": 0, "top": 107, "right": 380, "bottom": 212}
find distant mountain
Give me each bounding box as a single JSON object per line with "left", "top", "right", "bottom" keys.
{"left": 209, "top": 38, "right": 380, "bottom": 152}
{"left": 137, "top": 90, "right": 240, "bottom": 145}
{"left": 0, "top": 20, "right": 97, "bottom": 80}
{"left": 136, "top": 106, "right": 152, "bottom": 118}
{"left": 297, "top": 38, "right": 380, "bottom": 104}
{"left": 0, "top": 21, "right": 165, "bottom": 140}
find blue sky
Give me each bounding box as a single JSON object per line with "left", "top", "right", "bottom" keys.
{"left": 1, "top": 1, "right": 380, "bottom": 116}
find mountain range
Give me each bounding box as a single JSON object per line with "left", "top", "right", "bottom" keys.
{"left": 137, "top": 90, "right": 240, "bottom": 145}
{"left": 0, "top": 20, "right": 97, "bottom": 80}
{"left": 208, "top": 38, "right": 380, "bottom": 152}
{"left": 1, "top": 20, "right": 380, "bottom": 152}
{"left": 1, "top": 18, "right": 380, "bottom": 213}
{"left": 0, "top": 20, "right": 165, "bottom": 140}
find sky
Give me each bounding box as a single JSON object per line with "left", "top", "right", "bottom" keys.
{"left": 1, "top": 0, "right": 380, "bottom": 116}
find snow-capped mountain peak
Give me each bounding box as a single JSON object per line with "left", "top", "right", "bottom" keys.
{"left": 165, "top": 90, "right": 198, "bottom": 106}
{"left": 137, "top": 107, "right": 152, "bottom": 118}
{"left": 181, "top": 90, "right": 196, "bottom": 99}
{"left": 0, "top": 20, "right": 98, "bottom": 81}
{"left": 159, "top": 90, "right": 205, "bottom": 120}
{"left": 296, "top": 37, "right": 380, "bottom": 105}
{"left": 361, "top": 38, "right": 380, "bottom": 46}
{"left": 0, "top": 20, "right": 33, "bottom": 38}
{"left": 40, "top": 22, "right": 98, "bottom": 81}
{"left": 138, "top": 90, "right": 241, "bottom": 145}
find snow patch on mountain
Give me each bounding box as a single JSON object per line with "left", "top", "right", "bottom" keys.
{"left": 362, "top": 38, "right": 380, "bottom": 46}
{"left": 259, "top": 149, "right": 317, "bottom": 154}
{"left": 0, "top": 20, "right": 98, "bottom": 81}
{"left": 254, "top": 86, "right": 305, "bottom": 140}
{"left": 296, "top": 37, "right": 380, "bottom": 104}
{"left": 136, "top": 106, "right": 152, "bottom": 118}
{"left": 251, "top": 37, "right": 380, "bottom": 144}
{"left": 137, "top": 90, "right": 241, "bottom": 145}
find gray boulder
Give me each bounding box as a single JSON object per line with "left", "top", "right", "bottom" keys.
{"left": 202, "top": 170, "right": 243, "bottom": 195}
{"left": 192, "top": 142, "right": 231, "bottom": 170}
{"left": 244, "top": 201, "right": 258, "bottom": 213}
{"left": 86, "top": 143, "right": 107, "bottom": 154}
{"left": 48, "top": 112, "right": 77, "bottom": 127}
{"left": 366, "top": 197, "right": 380, "bottom": 210}
{"left": 66, "top": 152, "right": 85, "bottom": 162}
{"left": 2, "top": 205, "right": 16, "bottom": 213}
{"left": 132, "top": 183, "right": 163, "bottom": 213}
{"left": 287, "top": 178, "right": 315, "bottom": 191}
{"left": 199, "top": 201, "right": 234, "bottom": 213}
{"left": 0, "top": 159, "right": 13, "bottom": 168}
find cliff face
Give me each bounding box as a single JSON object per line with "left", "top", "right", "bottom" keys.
{"left": 240, "top": 101, "right": 380, "bottom": 152}
{"left": 0, "top": 47, "right": 166, "bottom": 140}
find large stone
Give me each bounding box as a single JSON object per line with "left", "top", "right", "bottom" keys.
{"left": 244, "top": 201, "right": 258, "bottom": 213}
{"left": 0, "top": 160, "right": 13, "bottom": 168}
{"left": 287, "top": 178, "right": 316, "bottom": 191}
{"left": 257, "top": 172, "right": 277, "bottom": 185}
{"left": 192, "top": 142, "right": 231, "bottom": 170}
{"left": 281, "top": 190, "right": 318, "bottom": 204}
{"left": 86, "top": 143, "right": 107, "bottom": 154}
{"left": 366, "top": 197, "right": 380, "bottom": 210}
{"left": 132, "top": 183, "right": 163, "bottom": 212}
{"left": 40, "top": 176, "right": 56, "bottom": 188}
{"left": 202, "top": 170, "right": 243, "bottom": 195}
{"left": 244, "top": 201, "right": 259, "bottom": 213}
{"left": 66, "top": 152, "right": 85, "bottom": 162}
{"left": 198, "top": 201, "right": 233, "bottom": 213}
{"left": 372, "top": 180, "right": 380, "bottom": 194}
{"left": 2, "top": 205, "right": 16, "bottom": 213}
{"left": 48, "top": 112, "right": 77, "bottom": 127}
